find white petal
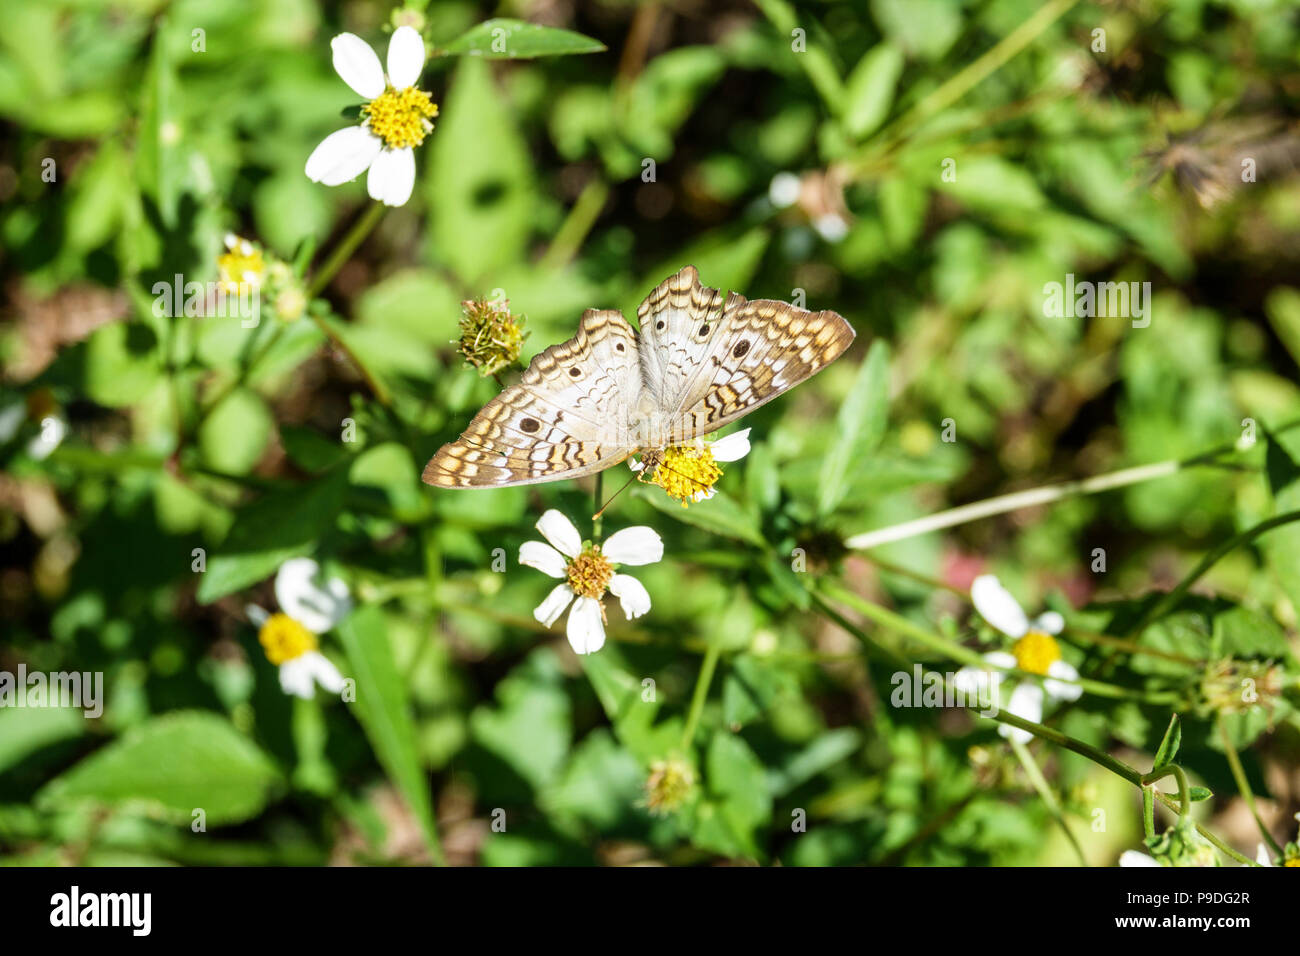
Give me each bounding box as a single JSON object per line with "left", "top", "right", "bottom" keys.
{"left": 609, "top": 574, "right": 651, "bottom": 619}
{"left": 710, "top": 428, "right": 752, "bottom": 462}
{"left": 983, "top": 651, "right": 1016, "bottom": 671}
{"left": 1045, "top": 659, "right": 1083, "bottom": 701}
{"left": 331, "top": 32, "right": 385, "bottom": 99}
{"left": 386, "top": 25, "right": 425, "bottom": 89}
{"left": 366, "top": 146, "right": 416, "bottom": 207}
{"left": 1120, "top": 850, "right": 1161, "bottom": 867}
{"left": 602, "top": 526, "right": 663, "bottom": 565}
{"left": 245, "top": 604, "right": 269, "bottom": 627}
{"left": 275, "top": 557, "right": 351, "bottom": 633}
{"left": 971, "top": 574, "right": 1029, "bottom": 637}
{"left": 519, "top": 541, "right": 567, "bottom": 578}
{"left": 303, "top": 651, "right": 346, "bottom": 695}
{"left": 305, "top": 127, "right": 382, "bottom": 186}
{"left": 534, "top": 583, "right": 574, "bottom": 627}
{"left": 278, "top": 658, "right": 316, "bottom": 699}
{"left": 1033, "top": 610, "right": 1065, "bottom": 635}
{"left": 628, "top": 457, "right": 645, "bottom": 473}
{"left": 951, "top": 666, "right": 988, "bottom": 697}
{"left": 566, "top": 597, "right": 606, "bottom": 655}
{"left": 1255, "top": 844, "right": 1274, "bottom": 867}
{"left": 996, "top": 682, "right": 1042, "bottom": 743}
{"left": 536, "top": 509, "right": 582, "bottom": 558}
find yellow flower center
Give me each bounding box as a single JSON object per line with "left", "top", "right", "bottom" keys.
{"left": 1012, "top": 630, "right": 1061, "bottom": 676}
{"left": 258, "top": 613, "right": 317, "bottom": 665}
{"left": 362, "top": 86, "right": 438, "bottom": 150}
{"left": 217, "top": 239, "right": 264, "bottom": 293}
{"left": 643, "top": 444, "right": 722, "bottom": 507}
{"left": 1285, "top": 858, "right": 1300, "bottom": 867}
{"left": 644, "top": 758, "right": 695, "bottom": 816}
{"left": 566, "top": 546, "right": 614, "bottom": 600}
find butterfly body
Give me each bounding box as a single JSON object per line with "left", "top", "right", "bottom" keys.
{"left": 422, "top": 266, "right": 855, "bottom": 489}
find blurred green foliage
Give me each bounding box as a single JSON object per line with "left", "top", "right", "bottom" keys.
{"left": 2, "top": 0, "right": 1300, "bottom": 866}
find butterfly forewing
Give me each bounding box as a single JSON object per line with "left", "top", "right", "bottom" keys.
{"left": 672, "top": 296, "right": 855, "bottom": 439}
{"left": 422, "top": 309, "right": 640, "bottom": 488}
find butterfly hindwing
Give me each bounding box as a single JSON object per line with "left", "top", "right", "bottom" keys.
{"left": 422, "top": 309, "right": 640, "bottom": 487}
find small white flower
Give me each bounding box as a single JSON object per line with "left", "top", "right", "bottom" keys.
{"left": 1120, "top": 850, "right": 1162, "bottom": 867}
{"left": 275, "top": 556, "right": 352, "bottom": 633}
{"left": 246, "top": 558, "right": 350, "bottom": 699}
{"left": 956, "top": 574, "right": 1082, "bottom": 743}
{"left": 518, "top": 509, "right": 662, "bottom": 656}
{"left": 768, "top": 172, "right": 802, "bottom": 208}
{"left": 305, "top": 26, "right": 436, "bottom": 207}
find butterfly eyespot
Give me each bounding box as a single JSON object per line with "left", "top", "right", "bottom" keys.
{"left": 698, "top": 324, "right": 710, "bottom": 336}
{"left": 520, "top": 418, "right": 541, "bottom": 433}
{"left": 732, "top": 340, "right": 751, "bottom": 358}
{"left": 569, "top": 367, "right": 581, "bottom": 378}
{"left": 656, "top": 320, "right": 666, "bottom": 331}
{"left": 615, "top": 342, "right": 625, "bottom": 352}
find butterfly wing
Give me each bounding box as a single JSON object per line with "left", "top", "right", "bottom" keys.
{"left": 637, "top": 266, "right": 855, "bottom": 442}
{"left": 422, "top": 309, "right": 641, "bottom": 488}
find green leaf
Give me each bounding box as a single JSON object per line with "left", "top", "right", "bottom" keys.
{"left": 632, "top": 485, "right": 766, "bottom": 546}
{"left": 198, "top": 387, "right": 273, "bottom": 476}
{"left": 136, "top": 17, "right": 183, "bottom": 228}
{"left": 427, "top": 57, "right": 535, "bottom": 282}
{"left": 470, "top": 650, "right": 572, "bottom": 790}
{"left": 441, "top": 19, "right": 606, "bottom": 59}
{"left": 1262, "top": 427, "right": 1300, "bottom": 614}
{"left": 336, "top": 605, "right": 442, "bottom": 863}
{"left": 703, "top": 731, "right": 771, "bottom": 859}
{"left": 819, "top": 340, "right": 889, "bottom": 515}
{"left": 1152, "top": 714, "right": 1181, "bottom": 768}
{"left": 0, "top": 706, "right": 85, "bottom": 775}
{"left": 83, "top": 321, "right": 163, "bottom": 408}
{"left": 36, "top": 712, "right": 281, "bottom": 825}
{"left": 1189, "top": 786, "right": 1213, "bottom": 802}
{"left": 844, "top": 43, "right": 904, "bottom": 139}
{"left": 195, "top": 468, "right": 348, "bottom": 604}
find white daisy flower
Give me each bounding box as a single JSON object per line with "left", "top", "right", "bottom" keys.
{"left": 1119, "top": 850, "right": 1162, "bottom": 867}
{"left": 305, "top": 26, "right": 437, "bottom": 207}
{"left": 629, "top": 428, "right": 752, "bottom": 505}
{"left": 519, "top": 509, "right": 663, "bottom": 655}
{"left": 246, "top": 557, "right": 351, "bottom": 699}
{"left": 954, "top": 574, "right": 1082, "bottom": 744}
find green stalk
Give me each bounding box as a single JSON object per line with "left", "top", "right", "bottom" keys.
{"left": 679, "top": 642, "right": 722, "bottom": 751}
{"left": 1217, "top": 717, "right": 1284, "bottom": 857}
{"left": 1011, "top": 736, "right": 1088, "bottom": 866}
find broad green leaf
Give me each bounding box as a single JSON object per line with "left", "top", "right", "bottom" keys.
{"left": 819, "top": 340, "right": 889, "bottom": 515}
{"left": 198, "top": 387, "right": 273, "bottom": 475}
{"left": 83, "top": 321, "right": 163, "bottom": 408}
{"left": 0, "top": 706, "right": 86, "bottom": 775}
{"left": 470, "top": 650, "right": 572, "bottom": 791}
{"left": 441, "top": 19, "right": 605, "bottom": 59}
{"left": 632, "top": 485, "right": 766, "bottom": 546}
{"left": 195, "top": 468, "right": 348, "bottom": 604}
{"left": 844, "top": 43, "right": 903, "bottom": 139}
{"left": 36, "top": 712, "right": 281, "bottom": 825}
{"left": 336, "top": 605, "right": 442, "bottom": 862}
{"left": 427, "top": 58, "right": 535, "bottom": 282}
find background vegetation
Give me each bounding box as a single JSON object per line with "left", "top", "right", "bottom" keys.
{"left": 2, "top": 0, "right": 1299, "bottom": 866}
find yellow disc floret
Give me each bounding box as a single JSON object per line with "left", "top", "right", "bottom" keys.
{"left": 566, "top": 545, "right": 614, "bottom": 600}
{"left": 258, "top": 613, "right": 318, "bottom": 665}
{"left": 1012, "top": 630, "right": 1061, "bottom": 676}
{"left": 217, "top": 235, "right": 265, "bottom": 293}
{"left": 362, "top": 86, "right": 438, "bottom": 150}
{"left": 645, "top": 444, "right": 723, "bottom": 507}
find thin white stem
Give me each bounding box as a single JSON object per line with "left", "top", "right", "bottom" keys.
{"left": 845, "top": 460, "right": 1180, "bottom": 550}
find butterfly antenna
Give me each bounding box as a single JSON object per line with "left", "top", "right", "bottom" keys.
{"left": 593, "top": 471, "right": 640, "bottom": 520}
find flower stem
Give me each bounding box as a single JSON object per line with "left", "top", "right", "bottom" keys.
{"left": 1142, "top": 764, "right": 1192, "bottom": 818}
{"left": 538, "top": 178, "right": 609, "bottom": 272}
{"left": 1217, "top": 716, "right": 1284, "bottom": 857}
{"left": 1010, "top": 736, "right": 1089, "bottom": 866}
{"left": 845, "top": 423, "right": 1300, "bottom": 551}
{"left": 680, "top": 642, "right": 721, "bottom": 751}
{"left": 592, "top": 471, "right": 604, "bottom": 543}
{"left": 307, "top": 202, "right": 386, "bottom": 298}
